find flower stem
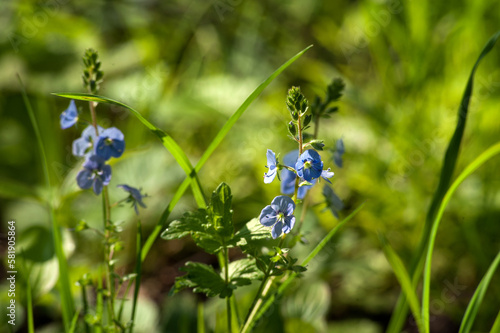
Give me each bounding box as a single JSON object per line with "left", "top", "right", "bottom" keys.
{"left": 240, "top": 237, "right": 285, "bottom": 333}
{"left": 102, "top": 186, "right": 117, "bottom": 328}
{"left": 223, "top": 242, "right": 232, "bottom": 333}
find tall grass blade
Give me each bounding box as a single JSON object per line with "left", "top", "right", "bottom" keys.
{"left": 459, "top": 251, "right": 500, "bottom": 333}
{"left": 140, "top": 45, "right": 312, "bottom": 261}
{"left": 51, "top": 92, "right": 206, "bottom": 207}
{"left": 68, "top": 310, "right": 80, "bottom": 333}
{"left": 491, "top": 310, "right": 500, "bottom": 333}
{"left": 19, "top": 252, "right": 34, "bottom": 333}
{"left": 380, "top": 237, "right": 424, "bottom": 333}
{"left": 388, "top": 30, "right": 500, "bottom": 333}
{"left": 249, "top": 203, "right": 364, "bottom": 331}
{"left": 422, "top": 142, "right": 500, "bottom": 332}
{"left": 19, "top": 76, "right": 75, "bottom": 331}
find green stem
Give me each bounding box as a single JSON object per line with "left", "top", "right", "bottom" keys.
{"left": 102, "top": 186, "right": 116, "bottom": 328}
{"left": 223, "top": 242, "right": 232, "bottom": 333}
{"left": 80, "top": 283, "right": 90, "bottom": 333}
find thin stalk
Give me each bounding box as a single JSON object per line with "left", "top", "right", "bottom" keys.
{"left": 223, "top": 242, "right": 232, "bottom": 333}
{"left": 102, "top": 186, "right": 116, "bottom": 328}
{"left": 241, "top": 238, "right": 284, "bottom": 333}
{"left": 197, "top": 302, "right": 206, "bottom": 333}
{"left": 80, "top": 283, "right": 90, "bottom": 333}
{"left": 118, "top": 279, "right": 134, "bottom": 322}
{"left": 96, "top": 267, "right": 104, "bottom": 333}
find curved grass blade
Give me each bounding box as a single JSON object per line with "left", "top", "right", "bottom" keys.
{"left": 248, "top": 203, "right": 364, "bottom": 332}
{"left": 491, "top": 310, "right": 500, "bottom": 333}
{"left": 20, "top": 76, "right": 75, "bottom": 331}
{"left": 380, "top": 237, "right": 424, "bottom": 333}
{"left": 422, "top": 142, "right": 500, "bottom": 333}
{"left": 459, "top": 251, "right": 500, "bottom": 333}
{"left": 388, "top": 30, "right": 500, "bottom": 333}
{"left": 51, "top": 92, "right": 206, "bottom": 208}
{"left": 68, "top": 310, "right": 81, "bottom": 333}
{"left": 140, "top": 45, "right": 313, "bottom": 261}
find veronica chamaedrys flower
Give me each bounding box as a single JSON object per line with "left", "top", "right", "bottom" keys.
{"left": 60, "top": 100, "right": 78, "bottom": 129}
{"left": 333, "top": 138, "right": 345, "bottom": 168}
{"left": 95, "top": 127, "right": 125, "bottom": 160}
{"left": 280, "top": 150, "right": 311, "bottom": 199}
{"left": 72, "top": 125, "right": 104, "bottom": 157}
{"left": 264, "top": 149, "right": 278, "bottom": 184}
{"left": 76, "top": 154, "right": 112, "bottom": 195}
{"left": 117, "top": 184, "right": 147, "bottom": 214}
{"left": 295, "top": 149, "right": 324, "bottom": 182}
{"left": 259, "top": 195, "right": 296, "bottom": 239}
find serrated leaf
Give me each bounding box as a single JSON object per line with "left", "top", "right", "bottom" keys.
{"left": 233, "top": 218, "right": 271, "bottom": 251}
{"left": 171, "top": 262, "right": 228, "bottom": 298}
{"left": 208, "top": 183, "right": 233, "bottom": 238}
{"left": 160, "top": 209, "right": 207, "bottom": 240}
{"left": 225, "top": 258, "right": 264, "bottom": 289}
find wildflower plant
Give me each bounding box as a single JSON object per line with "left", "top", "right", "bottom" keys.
{"left": 56, "top": 49, "right": 147, "bottom": 332}
{"left": 160, "top": 81, "right": 348, "bottom": 333}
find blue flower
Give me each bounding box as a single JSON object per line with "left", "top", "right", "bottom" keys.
{"left": 60, "top": 100, "right": 78, "bottom": 129}
{"left": 76, "top": 154, "right": 112, "bottom": 195}
{"left": 95, "top": 127, "right": 125, "bottom": 160}
{"left": 280, "top": 150, "right": 312, "bottom": 199}
{"left": 295, "top": 149, "right": 324, "bottom": 182}
{"left": 322, "top": 185, "right": 344, "bottom": 218}
{"left": 72, "top": 125, "right": 103, "bottom": 157}
{"left": 264, "top": 149, "right": 278, "bottom": 184}
{"left": 333, "top": 138, "right": 344, "bottom": 168}
{"left": 117, "top": 184, "right": 147, "bottom": 215}
{"left": 259, "top": 196, "right": 296, "bottom": 239}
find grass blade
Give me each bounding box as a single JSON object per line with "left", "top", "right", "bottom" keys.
{"left": 68, "top": 310, "right": 81, "bottom": 333}
{"left": 380, "top": 237, "right": 424, "bottom": 333}
{"left": 51, "top": 92, "right": 207, "bottom": 208}
{"left": 249, "top": 203, "right": 364, "bottom": 331}
{"left": 459, "top": 251, "right": 500, "bottom": 333}
{"left": 197, "top": 302, "right": 205, "bottom": 333}
{"left": 140, "top": 45, "right": 312, "bottom": 261}
{"left": 491, "top": 310, "right": 500, "bottom": 333}
{"left": 19, "top": 76, "right": 75, "bottom": 331}
{"left": 388, "top": 30, "right": 500, "bottom": 333}
{"left": 422, "top": 142, "right": 500, "bottom": 332}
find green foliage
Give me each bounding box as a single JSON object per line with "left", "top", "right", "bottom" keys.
{"left": 310, "top": 78, "right": 345, "bottom": 119}
{"left": 207, "top": 183, "right": 234, "bottom": 238}
{"left": 82, "top": 48, "right": 104, "bottom": 95}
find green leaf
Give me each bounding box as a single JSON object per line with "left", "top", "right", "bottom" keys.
{"left": 459, "top": 251, "right": 500, "bottom": 333}
{"left": 233, "top": 218, "right": 271, "bottom": 252}
{"left": 171, "top": 262, "right": 228, "bottom": 298}
{"left": 161, "top": 210, "right": 208, "bottom": 240}
{"left": 388, "top": 30, "right": 500, "bottom": 333}
{"left": 208, "top": 183, "right": 234, "bottom": 238}
{"left": 226, "top": 258, "right": 264, "bottom": 289}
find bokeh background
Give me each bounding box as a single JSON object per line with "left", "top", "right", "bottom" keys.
{"left": 1, "top": 0, "right": 500, "bottom": 332}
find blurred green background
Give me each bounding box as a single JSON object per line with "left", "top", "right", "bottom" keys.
{"left": 1, "top": 0, "right": 500, "bottom": 332}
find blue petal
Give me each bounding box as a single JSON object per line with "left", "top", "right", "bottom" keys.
{"left": 264, "top": 168, "right": 277, "bottom": 184}
{"left": 333, "top": 151, "right": 343, "bottom": 168}
{"left": 259, "top": 205, "right": 277, "bottom": 227}
{"left": 282, "top": 215, "right": 295, "bottom": 234}
{"left": 266, "top": 149, "right": 276, "bottom": 167}
{"left": 271, "top": 221, "right": 283, "bottom": 239}
{"left": 93, "top": 177, "right": 103, "bottom": 195}
{"left": 101, "top": 165, "right": 112, "bottom": 185}
{"left": 336, "top": 138, "right": 345, "bottom": 154}
{"left": 60, "top": 100, "right": 78, "bottom": 129}
{"left": 76, "top": 169, "right": 94, "bottom": 189}
{"left": 321, "top": 168, "right": 334, "bottom": 183}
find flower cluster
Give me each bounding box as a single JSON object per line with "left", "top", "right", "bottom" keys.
{"left": 60, "top": 104, "right": 126, "bottom": 195}
{"left": 258, "top": 85, "right": 344, "bottom": 239}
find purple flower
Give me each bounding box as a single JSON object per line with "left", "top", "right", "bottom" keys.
{"left": 280, "top": 150, "right": 311, "bottom": 199}
{"left": 117, "top": 184, "right": 147, "bottom": 214}
{"left": 259, "top": 196, "right": 296, "bottom": 239}
{"left": 264, "top": 149, "right": 278, "bottom": 184}
{"left": 72, "top": 125, "right": 103, "bottom": 157}
{"left": 321, "top": 168, "right": 334, "bottom": 183}
{"left": 295, "top": 149, "right": 324, "bottom": 182}
{"left": 60, "top": 100, "right": 78, "bottom": 129}
{"left": 76, "top": 154, "right": 112, "bottom": 195}
{"left": 95, "top": 127, "right": 125, "bottom": 160}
